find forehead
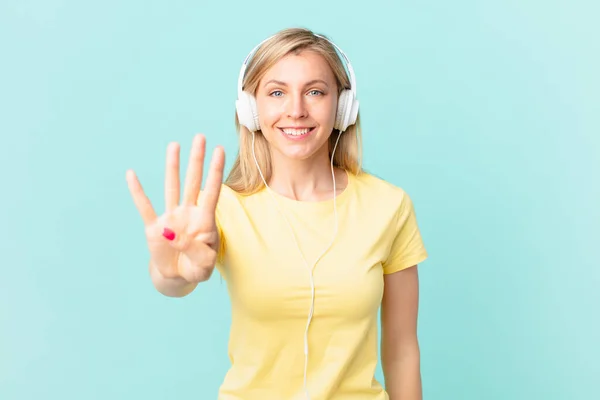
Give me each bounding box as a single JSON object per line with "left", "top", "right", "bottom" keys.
{"left": 260, "top": 50, "right": 335, "bottom": 85}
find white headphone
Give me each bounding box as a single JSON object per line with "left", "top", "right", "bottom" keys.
{"left": 236, "top": 33, "right": 359, "bottom": 133}
{"left": 240, "top": 32, "right": 358, "bottom": 400}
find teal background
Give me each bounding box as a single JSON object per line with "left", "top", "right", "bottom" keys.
{"left": 1, "top": 0, "right": 598, "bottom": 399}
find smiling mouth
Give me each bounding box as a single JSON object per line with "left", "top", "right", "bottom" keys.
{"left": 278, "top": 127, "right": 316, "bottom": 137}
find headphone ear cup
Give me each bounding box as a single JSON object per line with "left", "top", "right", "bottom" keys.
{"left": 335, "top": 90, "right": 349, "bottom": 131}
{"left": 236, "top": 91, "right": 260, "bottom": 132}
{"left": 335, "top": 90, "right": 358, "bottom": 132}
{"left": 347, "top": 97, "right": 359, "bottom": 129}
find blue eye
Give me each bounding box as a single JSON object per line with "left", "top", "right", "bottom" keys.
{"left": 270, "top": 90, "right": 283, "bottom": 97}
{"left": 308, "top": 90, "right": 323, "bottom": 96}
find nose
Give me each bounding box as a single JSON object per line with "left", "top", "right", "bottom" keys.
{"left": 286, "top": 92, "right": 308, "bottom": 119}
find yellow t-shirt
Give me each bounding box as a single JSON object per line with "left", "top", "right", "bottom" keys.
{"left": 214, "top": 170, "right": 428, "bottom": 400}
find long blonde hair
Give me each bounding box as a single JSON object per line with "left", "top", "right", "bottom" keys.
{"left": 225, "top": 27, "right": 363, "bottom": 195}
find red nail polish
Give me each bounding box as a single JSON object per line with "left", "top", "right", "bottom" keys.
{"left": 162, "top": 228, "right": 176, "bottom": 241}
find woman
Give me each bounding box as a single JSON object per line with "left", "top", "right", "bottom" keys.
{"left": 126, "top": 27, "right": 428, "bottom": 400}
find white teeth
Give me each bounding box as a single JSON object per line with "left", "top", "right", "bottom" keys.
{"left": 282, "top": 128, "right": 311, "bottom": 136}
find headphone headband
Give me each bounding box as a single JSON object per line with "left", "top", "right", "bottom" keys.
{"left": 237, "top": 33, "right": 357, "bottom": 98}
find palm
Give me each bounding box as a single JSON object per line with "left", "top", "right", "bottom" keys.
{"left": 126, "top": 134, "right": 225, "bottom": 282}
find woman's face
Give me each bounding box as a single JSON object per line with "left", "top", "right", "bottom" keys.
{"left": 255, "top": 50, "right": 338, "bottom": 162}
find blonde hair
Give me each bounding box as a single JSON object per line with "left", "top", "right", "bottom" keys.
{"left": 225, "top": 27, "right": 363, "bottom": 195}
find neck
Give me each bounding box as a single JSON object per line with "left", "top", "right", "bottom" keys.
{"left": 267, "top": 150, "right": 344, "bottom": 202}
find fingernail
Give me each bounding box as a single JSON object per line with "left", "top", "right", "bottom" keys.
{"left": 162, "top": 228, "right": 176, "bottom": 241}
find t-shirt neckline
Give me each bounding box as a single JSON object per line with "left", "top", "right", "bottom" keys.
{"left": 259, "top": 169, "right": 355, "bottom": 212}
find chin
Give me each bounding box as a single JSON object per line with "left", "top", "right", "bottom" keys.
{"left": 279, "top": 148, "right": 318, "bottom": 161}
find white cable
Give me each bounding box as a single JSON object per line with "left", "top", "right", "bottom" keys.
{"left": 251, "top": 130, "right": 343, "bottom": 400}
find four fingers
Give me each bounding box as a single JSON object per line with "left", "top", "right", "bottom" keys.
{"left": 128, "top": 133, "right": 225, "bottom": 240}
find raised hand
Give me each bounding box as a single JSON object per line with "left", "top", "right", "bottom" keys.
{"left": 126, "top": 134, "right": 225, "bottom": 284}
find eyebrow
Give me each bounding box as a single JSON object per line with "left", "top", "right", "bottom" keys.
{"left": 264, "top": 79, "right": 330, "bottom": 87}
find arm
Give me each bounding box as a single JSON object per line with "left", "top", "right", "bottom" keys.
{"left": 381, "top": 264, "right": 422, "bottom": 400}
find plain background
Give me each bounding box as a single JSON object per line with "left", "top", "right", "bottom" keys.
{"left": 1, "top": 0, "right": 598, "bottom": 399}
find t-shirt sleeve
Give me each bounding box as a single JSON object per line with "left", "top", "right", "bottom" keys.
{"left": 382, "top": 191, "right": 429, "bottom": 274}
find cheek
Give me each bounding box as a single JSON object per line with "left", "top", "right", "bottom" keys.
{"left": 312, "top": 99, "right": 337, "bottom": 126}
{"left": 257, "top": 100, "right": 282, "bottom": 129}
